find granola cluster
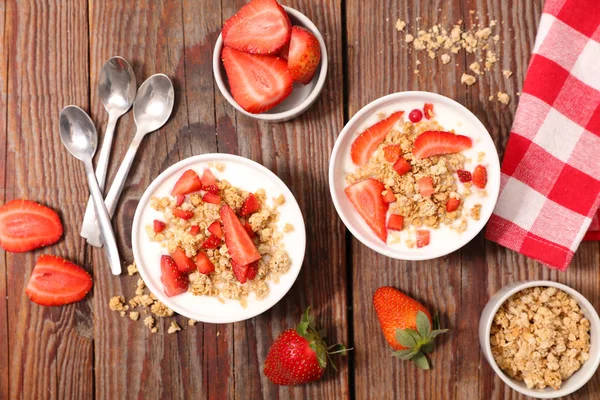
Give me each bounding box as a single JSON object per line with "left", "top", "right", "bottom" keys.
{"left": 145, "top": 169, "right": 291, "bottom": 307}
{"left": 346, "top": 117, "right": 482, "bottom": 239}
{"left": 490, "top": 287, "right": 591, "bottom": 390}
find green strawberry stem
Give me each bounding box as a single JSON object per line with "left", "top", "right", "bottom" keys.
{"left": 296, "top": 307, "right": 350, "bottom": 371}
{"left": 392, "top": 311, "right": 448, "bottom": 370}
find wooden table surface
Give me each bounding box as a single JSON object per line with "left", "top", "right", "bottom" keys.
{"left": 1, "top": 0, "right": 599, "bottom": 399}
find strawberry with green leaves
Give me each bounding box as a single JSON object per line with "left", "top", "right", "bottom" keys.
{"left": 264, "top": 307, "right": 348, "bottom": 386}
{"left": 373, "top": 286, "right": 448, "bottom": 370}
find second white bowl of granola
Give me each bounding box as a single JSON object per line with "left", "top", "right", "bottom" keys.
{"left": 131, "top": 154, "right": 306, "bottom": 324}
{"left": 329, "top": 91, "right": 500, "bottom": 260}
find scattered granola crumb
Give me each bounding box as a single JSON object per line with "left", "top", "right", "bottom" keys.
{"left": 405, "top": 34, "right": 414, "bottom": 43}
{"left": 109, "top": 296, "right": 128, "bottom": 312}
{"left": 151, "top": 300, "right": 174, "bottom": 317}
{"left": 497, "top": 92, "right": 510, "bottom": 105}
{"left": 477, "top": 152, "right": 485, "bottom": 162}
{"left": 488, "top": 95, "right": 494, "bottom": 101}
{"left": 469, "top": 9, "right": 475, "bottom": 14}
{"left": 440, "top": 54, "right": 451, "bottom": 64}
{"left": 469, "top": 61, "right": 482, "bottom": 75}
{"left": 485, "top": 50, "right": 498, "bottom": 70}
{"left": 188, "top": 319, "right": 197, "bottom": 326}
{"left": 215, "top": 162, "right": 226, "bottom": 172}
{"left": 493, "top": 34, "right": 500, "bottom": 42}
{"left": 167, "top": 321, "right": 182, "bottom": 334}
{"left": 143, "top": 316, "right": 155, "bottom": 331}
{"left": 283, "top": 223, "right": 294, "bottom": 233}
{"left": 216, "top": 331, "right": 221, "bottom": 337}
{"left": 127, "top": 262, "right": 138, "bottom": 276}
{"left": 502, "top": 70, "right": 513, "bottom": 78}
{"left": 129, "top": 311, "right": 140, "bottom": 321}
{"left": 475, "top": 27, "right": 492, "bottom": 40}
{"left": 395, "top": 19, "right": 406, "bottom": 31}
{"left": 119, "top": 311, "right": 126, "bottom": 317}
{"left": 461, "top": 73, "right": 477, "bottom": 86}
{"left": 471, "top": 204, "right": 482, "bottom": 220}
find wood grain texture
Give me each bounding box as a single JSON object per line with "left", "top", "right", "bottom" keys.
{"left": 3, "top": 0, "right": 94, "bottom": 399}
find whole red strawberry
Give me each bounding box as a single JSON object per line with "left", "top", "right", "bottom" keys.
{"left": 264, "top": 307, "right": 348, "bottom": 385}
{"left": 373, "top": 287, "right": 447, "bottom": 369}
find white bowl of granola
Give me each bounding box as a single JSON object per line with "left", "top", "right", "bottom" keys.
{"left": 329, "top": 91, "right": 500, "bottom": 260}
{"left": 131, "top": 154, "right": 306, "bottom": 324}
{"left": 479, "top": 281, "right": 600, "bottom": 398}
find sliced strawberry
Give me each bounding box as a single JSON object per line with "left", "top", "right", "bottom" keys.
{"left": 344, "top": 178, "right": 389, "bottom": 242}
{"left": 208, "top": 221, "right": 223, "bottom": 238}
{"left": 416, "top": 230, "right": 430, "bottom": 248}
{"left": 195, "top": 252, "right": 215, "bottom": 275}
{"left": 393, "top": 157, "right": 411, "bottom": 176}
{"left": 222, "top": 0, "right": 291, "bottom": 55}
{"left": 423, "top": 103, "right": 434, "bottom": 119}
{"left": 446, "top": 198, "right": 461, "bottom": 212}
{"left": 153, "top": 220, "right": 166, "bottom": 233}
{"left": 350, "top": 112, "right": 404, "bottom": 166}
{"left": 160, "top": 255, "right": 188, "bottom": 297}
{"left": 244, "top": 221, "right": 256, "bottom": 239}
{"left": 412, "top": 131, "right": 472, "bottom": 159}
{"left": 240, "top": 193, "right": 260, "bottom": 217}
{"left": 473, "top": 165, "right": 487, "bottom": 188}
{"left": 382, "top": 188, "right": 396, "bottom": 204}
{"left": 189, "top": 225, "right": 200, "bottom": 236}
{"left": 288, "top": 26, "right": 321, "bottom": 84}
{"left": 247, "top": 261, "right": 259, "bottom": 281}
{"left": 383, "top": 144, "right": 401, "bottom": 163}
{"left": 203, "top": 192, "right": 221, "bottom": 205}
{"left": 231, "top": 260, "right": 249, "bottom": 284}
{"left": 221, "top": 204, "right": 262, "bottom": 266}
{"left": 457, "top": 170, "right": 472, "bottom": 183}
{"left": 278, "top": 41, "right": 290, "bottom": 60}
{"left": 201, "top": 234, "right": 222, "bottom": 250}
{"left": 171, "top": 169, "right": 202, "bottom": 196}
{"left": 25, "top": 255, "right": 92, "bottom": 306}
{"left": 203, "top": 185, "right": 219, "bottom": 195}
{"left": 175, "top": 194, "right": 185, "bottom": 206}
{"left": 387, "top": 214, "right": 404, "bottom": 231}
{"left": 0, "top": 199, "right": 63, "bottom": 253}
{"left": 171, "top": 248, "right": 197, "bottom": 274}
{"left": 201, "top": 169, "right": 217, "bottom": 187}
{"left": 419, "top": 177, "right": 434, "bottom": 197}
{"left": 222, "top": 47, "right": 293, "bottom": 114}
{"left": 173, "top": 208, "right": 194, "bottom": 220}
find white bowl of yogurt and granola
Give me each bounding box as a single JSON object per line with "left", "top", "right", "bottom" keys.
{"left": 329, "top": 91, "right": 500, "bottom": 260}
{"left": 131, "top": 154, "right": 306, "bottom": 324}
{"left": 479, "top": 281, "right": 600, "bottom": 398}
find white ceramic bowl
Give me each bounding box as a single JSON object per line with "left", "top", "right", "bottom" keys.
{"left": 329, "top": 91, "right": 501, "bottom": 260}
{"left": 479, "top": 280, "right": 600, "bottom": 398}
{"left": 131, "top": 154, "right": 306, "bottom": 324}
{"left": 213, "top": 6, "right": 328, "bottom": 122}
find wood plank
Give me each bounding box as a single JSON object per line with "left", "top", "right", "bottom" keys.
{"left": 3, "top": 0, "right": 94, "bottom": 399}
{"left": 215, "top": 0, "right": 350, "bottom": 398}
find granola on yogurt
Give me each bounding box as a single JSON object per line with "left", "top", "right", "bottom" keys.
{"left": 145, "top": 165, "right": 291, "bottom": 307}
{"left": 490, "top": 287, "right": 591, "bottom": 390}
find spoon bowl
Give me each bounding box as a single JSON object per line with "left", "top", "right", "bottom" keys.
{"left": 134, "top": 74, "right": 175, "bottom": 135}
{"left": 98, "top": 56, "right": 137, "bottom": 115}
{"left": 59, "top": 105, "right": 97, "bottom": 160}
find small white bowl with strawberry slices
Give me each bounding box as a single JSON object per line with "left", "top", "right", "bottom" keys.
{"left": 329, "top": 92, "right": 501, "bottom": 261}
{"left": 213, "top": 0, "right": 327, "bottom": 122}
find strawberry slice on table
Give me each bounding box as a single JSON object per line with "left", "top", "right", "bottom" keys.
{"left": 208, "top": 221, "right": 223, "bottom": 238}
{"left": 171, "top": 169, "right": 202, "bottom": 196}
{"left": 222, "top": 47, "right": 293, "bottom": 114}
{"left": 393, "top": 157, "right": 411, "bottom": 176}
{"left": 153, "top": 220, "right": 166, "bottom": 233}
{"left": 446, "top": 198, "right": 460, "bottom": 212}
{"left": 344, "top": 178, "right": 389, "bottom": 243}
{"left": 264, "top": 307, "right": 348, "bottom": 386}
{"left": 221, "top": 204, "right": 262, "bottom": 266}
{"left": 201, "top": 234, "right": 222, "bottom": 250}
{"left": 222, "top": 0, "right": 291, "bottom": 55}
{"left": 456, "top": 170, "right": 472, "bottom": 183}
{"left": 416, "top": 230, "right": 430, "bottom": 248}
{"left": 418, "top": 176, "right": 434, "bottom": 197}
{"left": 195, "top": 252, "right": 215, "bottom": 275}
{"left": 473, "top": 165, "right": 487, "bottom": 188}
{"left": 25, "top": 255, "right": 92, "bottom": 306}
{"left": 200, "top": 169, "right": 217, "bottom": 188}
{"left": 383, "top": 144, "right": 401, "bottom": 163}
{"left": 231, "top": 260, "right": 250, "bottom": 284}
{"left": 350, "top": 111, "right": 404, "bottom": 166}
{"left": 171, "top": 248, "right": 197, "bottom": 274}
{"left": 160, "top": 255, "right": 188, "bottom": 297}
{"left": 412, "top": 131, "right": 472, "bottom": 159}
{"left": 0, "top": 199, "right": 63, "bottom": 253}
{"left": 173, "top": 208, "right": 194, "bottom": 220}
{"left": 387, "top": 214, "right": 404, "bottom": 231}
{"left": 288, "top": 26, "right": 321, "bottom": 84}
{"left": 240, "top": 193, "right": 260, "bottom": 217}
{"left": 202, "top": 192, "right": 221, "bottom": 205}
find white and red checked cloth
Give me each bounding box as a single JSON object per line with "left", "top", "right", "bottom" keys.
{"left": 485, "top": 0, "right": 600, "bottom": 271}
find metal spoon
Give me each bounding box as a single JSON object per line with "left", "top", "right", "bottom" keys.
{"left": 86, "top": 74, "right": 175, "bottom": 248}
{"left": 59, "top": 106, "right": 122, "bottom": 275}
{"left": 80, "top": 57, "right": 136, "bottom": 240}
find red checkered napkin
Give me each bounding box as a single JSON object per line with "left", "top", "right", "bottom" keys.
{"left": 485, "top": 0, "right": 600, "bottom": 270}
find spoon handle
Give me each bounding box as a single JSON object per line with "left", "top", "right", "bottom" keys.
{"left": 84, "top": 160, "right": 122, "bottom": 275}
{"left": 85, "top": 132, "right": 144, "bottom": 248}
{"left": 80, "top": 114, "right": 118, "bottom": 239}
